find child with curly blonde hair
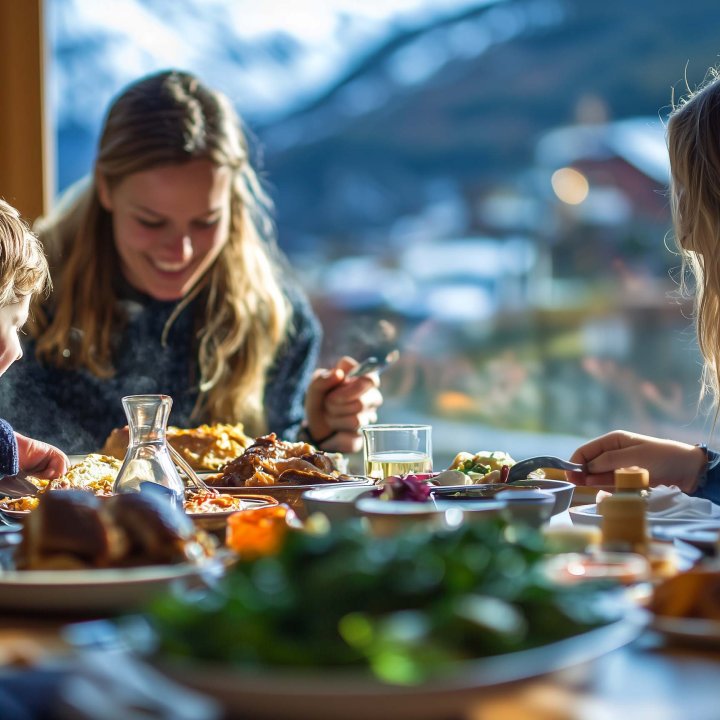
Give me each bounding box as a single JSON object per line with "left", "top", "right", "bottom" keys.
{"left": 0, "top": 199, "right": 67, "bottom": 479}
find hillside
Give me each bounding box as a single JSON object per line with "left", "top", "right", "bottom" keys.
{"left": 257, "top": 0, "right": 720, "bottom": 249}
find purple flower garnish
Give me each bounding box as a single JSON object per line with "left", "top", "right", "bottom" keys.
{"left": 371, "top": 474, "right": 433, "bottom": 502}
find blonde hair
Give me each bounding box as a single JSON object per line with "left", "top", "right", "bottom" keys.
{"left": 669, "top": 67, "right": 720, "bottom": 413}
{"left": 0, "top": 199, "right": 50, "bottom": 306}
{"left": 33, "top": 70, "right": 290, "bottom": 433}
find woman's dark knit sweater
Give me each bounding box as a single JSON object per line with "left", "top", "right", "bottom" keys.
{"left": 0, "top": 284, "right": 321, "bottom": 454}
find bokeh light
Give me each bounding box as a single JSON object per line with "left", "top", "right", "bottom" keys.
{"left": 551, "top": 167, "right": 589, "bottom": 205}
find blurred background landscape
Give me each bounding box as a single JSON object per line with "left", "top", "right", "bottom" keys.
{"left": 47, "top": 0, "right": 720, "bottom": 465}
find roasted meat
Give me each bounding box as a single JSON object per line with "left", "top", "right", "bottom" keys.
{"left": 216, "top": 433, "right": 344, "bottom": 487}
{"left": 18, "top": 490, "right": 118, "bottom": 569}
{"left": 17, "top": 489, "right": 213, "bottom": 570}
{"left": 104, "top": 494, "right": 197, "bottom": 565}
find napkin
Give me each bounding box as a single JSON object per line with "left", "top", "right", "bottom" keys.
{"left": 0, "top": 649, "right": 220, "bottom": 720}
{"left": 58, "top": 647, "right": 220, "bottom": 720}
{"left": 645, "top": 485, "right": 720, "bottom": 519}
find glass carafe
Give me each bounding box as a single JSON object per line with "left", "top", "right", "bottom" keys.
{"left": 112, "top": 394, "right": 185, "bottom": 510}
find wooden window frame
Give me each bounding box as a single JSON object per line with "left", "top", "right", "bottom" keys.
{"left": 0, "top": 0, "right": 52, "bottom": 222}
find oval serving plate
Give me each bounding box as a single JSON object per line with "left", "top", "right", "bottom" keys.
{"left": 0, "top": 507, "right": 31, "bottom": 521}
{"left": 209, "top": 476, "right": 376, "bottom": 519}
{"left": 155, "top": 608, "right": 648, "bottom": 720}
{"left": 651, "top": 615, "right": 720, "bottom": 648}
{"left": 0, "top": 556, "right": 226, "bottom": 614}
{"left": 0, "top": 494, "right": 280, "bottom": 524}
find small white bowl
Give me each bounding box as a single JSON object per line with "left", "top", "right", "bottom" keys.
{"left": 495, "top": 489, "right": 555, "bottom": 528}
{"left": 301, "top": 485, "right": 376, "bottom": 523}
{"left": 354, "top": 497, "right": 461, "bottom": 537}
{"left": 355, "top": 497, "right": 505, "bottom": 537}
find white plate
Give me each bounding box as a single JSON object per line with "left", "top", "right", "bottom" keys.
{"left": 0, "top": 493, "right": 277, "bottom": 520}
{"left": 186, "top": 496, "right": 278, "bottom": 532}
{"left": 651, "top": 615, "right": 720, "bottom": 647}
{"left": 0, "top": 507, "right": 31, "bottom": 519}
{"left": 158, "top": 609, "right": 648, "bottom": 720}
{"left": 0, "top": 559, "right": 224, "bottom": 614}
{"left": 185, "top": 495, "right": 275, "bottom": 518}
{"left": 570, "top": 504, "right": 720, "bottom": 528}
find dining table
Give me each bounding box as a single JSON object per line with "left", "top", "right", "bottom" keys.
{"left": 0, "top": 511, "right": 718, "bottom": 720}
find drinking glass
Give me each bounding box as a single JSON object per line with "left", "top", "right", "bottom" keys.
{"left": 361, "top": 424, "right": 432, "bottom": 480}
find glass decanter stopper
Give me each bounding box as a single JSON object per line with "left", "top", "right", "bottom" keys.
{"left": 112, "top": 394, "right": 185, "bottom": 510}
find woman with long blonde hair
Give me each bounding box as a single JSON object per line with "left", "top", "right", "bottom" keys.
{"left": 569, "top": 68, "right": 720, "bottom": 502}
{"left": 0, "top": 70, "right": 381, "bottom": 453}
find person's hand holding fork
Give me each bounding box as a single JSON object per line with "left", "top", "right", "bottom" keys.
{"left": 303, "top": 356, "right": 384, "bottom": 453}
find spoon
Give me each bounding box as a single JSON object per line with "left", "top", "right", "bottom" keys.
{"left": 507, "top": 456, "right": 584, "bottom": 483}
{"left": 168, "top": 445, "right": 219, "bottom": 496}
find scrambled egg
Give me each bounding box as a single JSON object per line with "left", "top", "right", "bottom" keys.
{"left": 168, "top": 423, "right": 252, "bottom": 471}
{"left": 47, "top": 453, "right": 122, "bottom": 495}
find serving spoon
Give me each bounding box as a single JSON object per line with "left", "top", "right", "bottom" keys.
{"left": 507, "top": 456, "right": 584, "bottom": 483}
{"left": 168, "top": 445, "right": 219, "bottom": 496}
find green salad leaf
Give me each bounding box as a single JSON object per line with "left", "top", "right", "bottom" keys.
{"left": 146, "top": 520, "right": 619, "bottom": 684}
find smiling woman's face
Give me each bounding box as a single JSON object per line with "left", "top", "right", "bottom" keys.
{"left": 97, "top": 159, "right": 233, "bottom": 301}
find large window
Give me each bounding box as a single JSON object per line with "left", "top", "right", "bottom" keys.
{"left": 47, "top": 0, "right": 720, "bottom": 465}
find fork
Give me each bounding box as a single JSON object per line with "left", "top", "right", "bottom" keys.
{"left": 168, "top": 445, "right": 219, "bottom": 496}
{"left": 507, "top": 456, "right": 584, "bottom": 483}
{"left": 347, "top": 349, "right": 400, "bottom": 378}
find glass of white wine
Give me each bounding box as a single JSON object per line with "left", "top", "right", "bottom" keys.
{"left": 362, "top": 424, "right": 432, "bottom": 480}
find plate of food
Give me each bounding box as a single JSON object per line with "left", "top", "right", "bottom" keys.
{"left": 0, "top": 453, "right": 121, "bottom": 510}
{"left": 0, "top": 489, "right": 224, "bottom": 613}
{"left": 101, "top": 422, "right": 253, "bottom": 472}
{"left": 0, "top": 454, "right": 280, "bottom": 525}
{"left": 184, "top": 491, "right": 278, "bottom": 531}
{"left": 137, "top": 521, "right": 646, "bottom": 720}
{"left": 205, "top": 433, "right": 375, "bottom": 517}
{"left": 649, "top": 566, "right": 720, "bottom": 647}
{"left": 153, "top": 612, "right": 645, "bottom": 720}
